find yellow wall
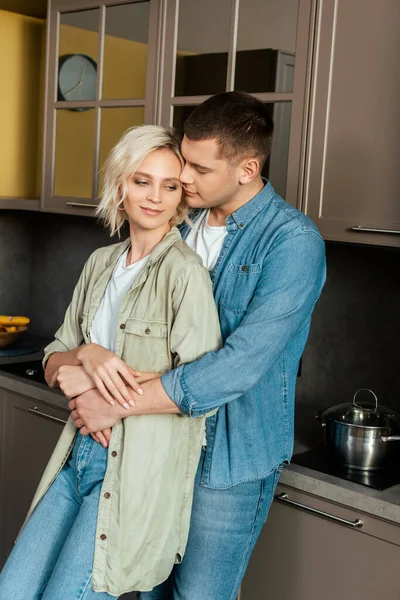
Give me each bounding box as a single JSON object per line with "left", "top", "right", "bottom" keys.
{"left": 0, "top": 10, "right": 44, "bottom": 198}
{"left": 55, "top": 25, "right": 147, "bottom": 198}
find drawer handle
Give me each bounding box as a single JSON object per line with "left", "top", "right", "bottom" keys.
{"left": 29, "top": 406, "right": 68, "bottom": 425}
{"left": 66, "top": 202, "right": 97, "bottom": 209}
{"left": 351, "top": 225, "right": 400, "bottom": 235}
{"left": 275, "top": 493, "right": 363, "bottom": 529}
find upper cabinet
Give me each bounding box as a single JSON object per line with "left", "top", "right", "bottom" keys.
{"left": 0, "top": 10, "right": 45, "bottom": 209}
{"left": 42, "top": 0, "right": 161, "bottom": 216}
{"left": 303, "top": 0, "right": 400, "bottom": 247}
{"left": 7, "top": 0, "right": 400, "bottom": 247}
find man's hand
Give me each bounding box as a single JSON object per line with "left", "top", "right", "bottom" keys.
{"left": 69, "top": 388, "right": 124, "bottom": 434}
{"left": 77, "top": 343, "right": 143, "bottom": 408}
{"left": 91, "top": 428, "right": 112, "bottom": 448}
{"left": 57, "top": 365, "right": 95, "bottom": 399}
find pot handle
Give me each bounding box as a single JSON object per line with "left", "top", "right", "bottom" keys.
{"left": 381, "top": 436, "right": 400, "bottom": 442}
{"left": 314, "top": 411, "right": 326, "bottom": 426}
{"left": 353, "top": 388, "right": 378, "bottom": 411}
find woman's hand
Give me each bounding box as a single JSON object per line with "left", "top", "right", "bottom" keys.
{"left": 57, "top": 365, "right": 95, "bottom": 399}
{"left": 77, "top": 343, "right": 143, "bottom": 409}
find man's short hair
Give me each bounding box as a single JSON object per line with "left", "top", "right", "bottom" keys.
{"left": 183, "top": 91, "right": 274, "bottom": 168}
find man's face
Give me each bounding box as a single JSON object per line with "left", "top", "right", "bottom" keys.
{"left": 180, "top": 136, "right": 241, "bottom": 209}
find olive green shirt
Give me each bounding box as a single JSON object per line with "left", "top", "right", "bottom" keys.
{"left": 25, "top": 228, "right": 222, "bottom": 595}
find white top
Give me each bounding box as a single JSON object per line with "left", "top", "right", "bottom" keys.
{"left": 90, "top": 248, "right": 150, "bottom": 352}
{"left": 185, "top": 210, "right": 226, "bottom": 446}
{"left": 185, "top": 209, "right": 227, "bottom": 271}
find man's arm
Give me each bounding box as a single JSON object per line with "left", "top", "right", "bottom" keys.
{"left": 45, "top": 349, "right": 81, "bottom": 387}
{"left": 161, "top": 231, "right": 326, "bottom": 417}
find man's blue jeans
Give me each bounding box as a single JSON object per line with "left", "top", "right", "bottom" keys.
{"left": 140, "top": 450, "right": 282, "bottom": 600}
{"left": 0, "top": 433, "right": 116, "bottom": 600}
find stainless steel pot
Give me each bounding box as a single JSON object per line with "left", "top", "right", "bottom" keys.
{"left": 315, "top": 389, "right": 400, "bottom": 471}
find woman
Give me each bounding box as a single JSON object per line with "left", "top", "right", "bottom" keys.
{"left": 0, "top": 125, "right": 221, "bottom": 599}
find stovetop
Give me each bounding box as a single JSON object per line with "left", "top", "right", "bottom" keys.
{"left": 291, "top": 448, "right": 400, "bottom": 491}
{"left": 0, "top": 359, "right": 47, "bottom": 385}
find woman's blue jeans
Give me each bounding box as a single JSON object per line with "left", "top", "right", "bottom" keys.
{"left": 0, "top": 436, "right": 281, "bottom": 600}
{"left": 0, "top": 432, "right": 117, "bottom": 600}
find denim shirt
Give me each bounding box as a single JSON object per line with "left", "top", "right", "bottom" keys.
{"left": 161, "top": 181, "right": 326, "bottom": 489}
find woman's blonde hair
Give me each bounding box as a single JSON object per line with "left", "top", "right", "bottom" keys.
{"left": 96, "top": 125, "right": 187, "bottom": 237}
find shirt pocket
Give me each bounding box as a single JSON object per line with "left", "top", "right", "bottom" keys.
{"left": 220, "top": 262, "right": 263, "bottom": 312}
{"left": 123, "top": 318, "right": 170, "bottom": 373}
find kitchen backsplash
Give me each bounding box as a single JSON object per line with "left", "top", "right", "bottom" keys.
{"left": 1, "top": 211, "right": 399, "bottom": 442}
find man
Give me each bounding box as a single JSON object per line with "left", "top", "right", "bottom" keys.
{"left": 71, "top": 91, "right": 326, "bottom": 598}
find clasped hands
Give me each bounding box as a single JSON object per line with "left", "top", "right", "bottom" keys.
{"left": 51, "top": 343, "right": 159, "bottom": 447}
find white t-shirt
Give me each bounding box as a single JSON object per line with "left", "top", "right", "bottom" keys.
{"left": 185, "top": 209, "right": 227, "bottom": 271}
{"left": 185, "top": 210, "right": 227, "bottom": 446}
{"left": 90, "top": 248, "right": 150, "bottom": 352}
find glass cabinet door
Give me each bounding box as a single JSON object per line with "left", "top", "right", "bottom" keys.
{"left": 42, "top": 0, "right": 159, "bottom": 216}
{"left": 161, "top": 0, "right": 310, "bottom": 208}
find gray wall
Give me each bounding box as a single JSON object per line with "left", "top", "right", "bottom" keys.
{"left": 1, "top": 211, "right": 399, "bottom": 448}
{"left": 0, "top": 212, "right": 32, "bottom": 316}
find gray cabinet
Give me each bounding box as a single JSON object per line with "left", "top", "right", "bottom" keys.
{"left": 240, "top": 483, "right": 400, "bottom": 599}
{"left": 303, "top": 0, "right": 400, "bottom": 247}
{"left": 41, "top": 0, "right": 161, "bottom": 216}
{"left": 0, "top": 387, "right": 68, "bottom": 567}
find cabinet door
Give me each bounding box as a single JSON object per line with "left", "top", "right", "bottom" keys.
{"left": 42, "top": 0, "right": 161, "bottom": 216}
{"left": 303, "top": 0, "right": 400, "bottom": 247}
{"left": 240, "top": 484, "right": 400, "bottom": 599}
{"left": 0, "top": 388, "right": 68, "bottom": 566}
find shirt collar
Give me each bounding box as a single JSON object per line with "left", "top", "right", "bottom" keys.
{"left": 228, "top": 179, "right": 274, "bottom": 230}
{"left": 105, "top": 227, "right": 182, "bottom": 267}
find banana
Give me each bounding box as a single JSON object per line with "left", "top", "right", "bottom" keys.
{"left": 0, "top": 315, "right": 30, "bottom": 326}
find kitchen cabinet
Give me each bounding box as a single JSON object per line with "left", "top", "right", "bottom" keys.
{"left": 240, "top": 483, "right": 400, "bottom": 599}
{"left": 303, "top": 0, "right": 400, "bottom": 247}
{"left": 0, "top": 387, "right": 68, "bottom": 567}
{"left": 41, "top": 0, "right": 161, "bottom": 216}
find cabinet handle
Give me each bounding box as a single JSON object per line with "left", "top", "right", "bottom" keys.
{"left": 275, "top": 493, "right": 363, "bottom": 529}
{"left": 351, "top": 225, "right": 400, "bottom": 235}
{"left": 29, "top": 406, "right": 68, "bottom": 425}
{"left": 66, "top": 202, "right": 97, "bottom": 209}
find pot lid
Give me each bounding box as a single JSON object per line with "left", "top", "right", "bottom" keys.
{"left": 323, "top": 389, "right": 400, "bottom": 429}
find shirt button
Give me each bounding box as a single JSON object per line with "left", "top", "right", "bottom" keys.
{"left": 100, "top": 534, "right": 107, "bottom": 540}
{"left": 241, "top": 265, "right": 248, "bottom": 272}
{"left": 120, "top": 323, "right": 126, "bottom": 329}
{"left": 239, "top": 223, "right": 244, "bottom": 228}
{"left": 144, "top": 328, "right": 151, "bottom": 335}
{"left": 104, "top": 492, "right": 111, "bottom": 499}
{"left": 111, "top": 451, "right": 117, "bottom": 457}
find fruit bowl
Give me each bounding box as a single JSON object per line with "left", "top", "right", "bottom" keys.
{"left": 0, "top": 326, "right": 28, "bottom": 348}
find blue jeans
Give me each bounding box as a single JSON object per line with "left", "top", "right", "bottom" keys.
{"left": 140, "top": 450, "right": 282, "bottom": 600}
{"left": 0, "top": 433, "right": 117, "bottom": 600}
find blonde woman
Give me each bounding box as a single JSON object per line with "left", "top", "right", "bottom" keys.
{"left": 0, "top": 125, "right": 221, "bottom": 600}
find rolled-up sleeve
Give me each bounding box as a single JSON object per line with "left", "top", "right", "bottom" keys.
{"left": 162, "top": 231, "right": 326, "bottom": 417}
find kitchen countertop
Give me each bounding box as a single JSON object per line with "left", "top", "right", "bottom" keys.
{"left": 0, "top": 339, "right": 399, "bottom": 526}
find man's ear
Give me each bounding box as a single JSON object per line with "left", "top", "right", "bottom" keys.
{"left": 238, "top": 157, "right": 260, "bottom": 185}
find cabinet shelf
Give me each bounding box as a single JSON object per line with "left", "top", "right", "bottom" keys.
{"left": 0, "top": 199, "right": 40, "bottom": 211}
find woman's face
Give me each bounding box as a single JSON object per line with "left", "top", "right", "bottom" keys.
{"left": 123, "top": 148, "right": 183, "bottom": 232}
